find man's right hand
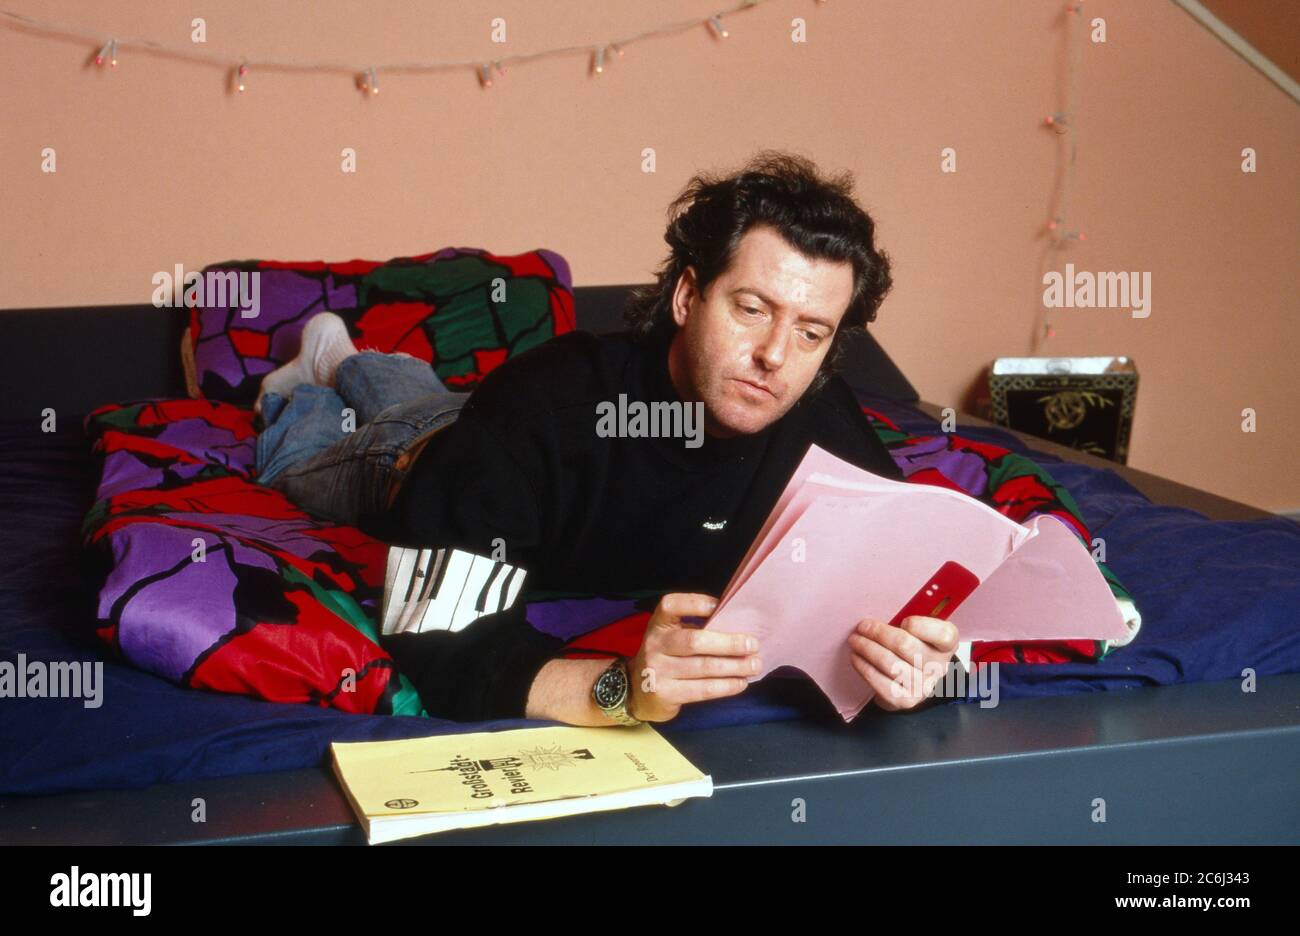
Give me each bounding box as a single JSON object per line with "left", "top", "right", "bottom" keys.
{"left": 628, "top": 593, "right": 760, "bottom": 723}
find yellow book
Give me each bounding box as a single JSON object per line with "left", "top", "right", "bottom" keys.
{"left": 330, "top": 724, "right": 713, "bottom": 844}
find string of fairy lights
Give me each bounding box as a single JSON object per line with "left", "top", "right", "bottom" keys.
{"left": 1040, "top": 0, "right": 1089, "bottom": 343}
{"left": 3, "top": 0, "right": 1087, "bottom": 345}
{"left": 0, "top": 1, "right": 817, "bottom": 92}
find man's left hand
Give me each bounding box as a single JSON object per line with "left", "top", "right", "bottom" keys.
{"left": 847, "top": 616, "right": 960, "bottom": 712}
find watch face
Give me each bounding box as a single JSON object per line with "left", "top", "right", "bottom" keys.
{"left": 594, "top": 662, "right": 628, "bottom": 709}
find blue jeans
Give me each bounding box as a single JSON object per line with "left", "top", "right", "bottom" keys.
{"left": 255, "top": 352, "right": 468, "bottom": 525}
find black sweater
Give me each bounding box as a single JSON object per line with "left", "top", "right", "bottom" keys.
{"left": 361, "top": 330, "right": 903, "bottom": 722}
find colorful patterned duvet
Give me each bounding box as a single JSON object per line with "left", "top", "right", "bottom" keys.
{"left": 81, "top": 397, "right": 1140, "bottom": 716}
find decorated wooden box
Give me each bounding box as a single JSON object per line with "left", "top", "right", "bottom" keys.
{"left": 988, "top": 357, "right": 1138, "bottom": 464}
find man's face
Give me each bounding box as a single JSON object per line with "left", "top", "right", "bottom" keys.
{"left": 666, "top": 224, "right": 854, "bottom": 438}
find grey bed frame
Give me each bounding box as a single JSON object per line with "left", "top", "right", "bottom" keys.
{"left": 1, "top": 285, "right": 1296, "bottom": 845}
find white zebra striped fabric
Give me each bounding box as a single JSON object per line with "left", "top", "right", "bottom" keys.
{"left": 380, "top": 546, "right": 528, "bottom": 637}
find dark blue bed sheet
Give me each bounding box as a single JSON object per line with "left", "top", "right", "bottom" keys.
{"left": 2, "top": 402, "right": 1297, "bottom": 796}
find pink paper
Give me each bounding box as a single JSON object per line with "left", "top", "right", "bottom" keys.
{"left": 706, "top": 444, "right": 1129, "bottom": 720}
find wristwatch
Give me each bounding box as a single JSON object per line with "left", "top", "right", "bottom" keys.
{"left": 592, "top": 657, "right": 642, "bottom": 727}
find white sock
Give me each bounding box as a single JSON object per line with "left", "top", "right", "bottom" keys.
{"left": 305, "top": 313, "right": 359, "bottom": 386}
{"left": 255, "top": 312, "right": 358, "bottom": 412}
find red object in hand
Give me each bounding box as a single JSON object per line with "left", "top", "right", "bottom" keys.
{"left": 888, "top": 561, "right": 980, "bottom": 627}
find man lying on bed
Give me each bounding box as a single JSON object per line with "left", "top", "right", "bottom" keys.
{"left": 252, "top": 150, "right": 960, "bottom": 727}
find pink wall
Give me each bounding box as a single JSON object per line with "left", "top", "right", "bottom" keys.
{"left": 1, "top": 0, "right": 1296, "bottom": 512}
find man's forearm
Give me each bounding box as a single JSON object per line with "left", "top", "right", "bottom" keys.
{"left": 525, "top": 657, "right": 621, "bottom": 726}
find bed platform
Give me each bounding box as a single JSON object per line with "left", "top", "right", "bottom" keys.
{"left": 1, "top": 285, "right": 1296, "bottom": 845}
{"left": 3, "top": 672, "right": 1297, "bottom": 845}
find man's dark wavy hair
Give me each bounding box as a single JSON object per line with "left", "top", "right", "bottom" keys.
{"left": 624, "top": 150, "right": 893, "bottom": 395}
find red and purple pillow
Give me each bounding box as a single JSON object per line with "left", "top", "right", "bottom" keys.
{"left": 184, "top": 247, "right": 575, "bottom": 405}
